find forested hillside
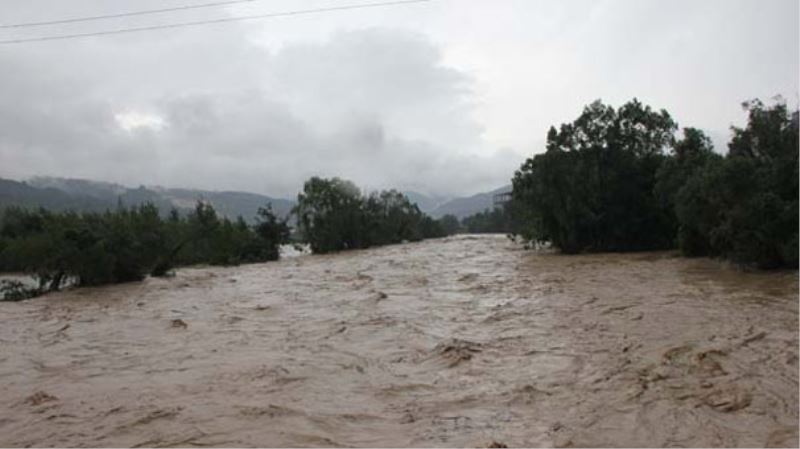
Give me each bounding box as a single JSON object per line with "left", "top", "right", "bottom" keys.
{"left": 0, "top": 177, "right": 294, "bottom": 222}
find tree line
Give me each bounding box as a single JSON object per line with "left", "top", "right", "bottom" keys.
{"left": 510, "top": 98, "right": 798, "bottom": 269}
{"left": 293, "top": 177, "right": 450, "bottom": 253}
{"left": 1, "top": 97, "right": 794, "bottom": 300}
{"left": 0, "top": 179, "right": 458, "bottom": 300}
{"left": 458, "top": 204, "right": 519, "bottom": 235}
{"left": 0, "top": 202, "right": 290, "bottom": 299}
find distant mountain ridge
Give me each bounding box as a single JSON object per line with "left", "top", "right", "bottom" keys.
{"left": 2, "top": 177, "right": 294, "bottom": 222}
{"left": 427, "top": 185, "right": 511, "bottom": 219}
{"left": 0, "top": 178, "right": 110, "bottom": 213}
{"left": 401, "top": 191, "right": 453, "bottom": 214}
{"left": 1, "top": 176, "right": 509, "bottom": 222}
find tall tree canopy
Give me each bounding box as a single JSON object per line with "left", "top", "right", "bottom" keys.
{"left": 293, "top": 177, "right": 450, "bottom": 254}
{"left": 512, "top": 99, "right": 677, "bottom": 253}
{"left": 512, "top": 98, "right": 798, "bottom": 268}
{"left": 675, "top": 100, "right": 798, "bottom": 268}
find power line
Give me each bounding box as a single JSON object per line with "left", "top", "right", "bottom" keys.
{"left": 0, "top": 0, "right": 265, "bottom": 29}
{"left": 0, "top": 0, "right": 431, "bottom": 45}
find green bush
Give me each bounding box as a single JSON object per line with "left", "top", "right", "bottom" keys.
{"left": 461, "top": 205, "right": 515, "bottom": 234}
{"left": 511, "top": 98, "right": 798, "bottom": 269}
{"left": 293, "top": 177, "right": 452, "bottom": 254}
{"left": 512, "top": 99, "right": 677, "bottom": 253}
{"left": 675, "top": 100, "right": 798, "bottom": 268}
{"left": 0, "top": 201, "right": 290, "bottom": 295}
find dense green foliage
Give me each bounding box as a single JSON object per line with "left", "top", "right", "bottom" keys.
{"left": 513, "top": 99, "right": 677, "bottom": 253}
{"left": 461, "top": 205, "right": 514, "bottom": 234}
{"left": 438, "top": 214, "right": 462, "bottom": 235}
{"left": 0, "top": 175, "right": 455, "bottom": 299}
{"left": 674, "top": 101, "right": 798, "bottom": 268}
{"left": 512, "top": 98, "right": 798, "bottom": 268}
{"left": 293, "top": 177, "right": 451, "bottom": 254}
{"left": 2, "top": 97, "right": 793, "bottom": 301}
{"left": 0, "top": 201, "right": 289, "bottom": 296}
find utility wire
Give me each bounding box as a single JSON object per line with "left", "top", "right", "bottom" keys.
{"left": 0, "top": 0, "right": 265, "bottom": 29}
{"left": 0, "top": 0, "right": 431, "bottom": 45}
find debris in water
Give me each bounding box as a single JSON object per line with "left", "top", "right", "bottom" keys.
{"left": 433, "top": 338, "right": 482, "bottom": 367}
{"left": 171, "top": 319, "right": 188, "bottom": 329}
{"left": 25, "top": 391, "right": 58, "bottom": 406}
{"left": 740, "top": 331, "right": 768, "bottom": 346}
{"left": 127, "top": 407, "right": 182, "bottom": 427}
{"left": 458, "top": 273, "right": 478, "bottom": 282}
{"left": 692, "top": 349, "right": 727, "bottom": 377}
{"left": 703, "top": 386, "right": 752, "bottom": 412}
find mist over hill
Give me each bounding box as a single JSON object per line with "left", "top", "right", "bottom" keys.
{"left": 1, "top": 176, "right": 508, "bottom": 222}
{"left": 0, "top": 178, "right": 110, "bottom": 213}
{"left": 401, "top": 186, "right": 513, "bottom": 219}
{"left": 426, "top": 185, "right": 511, "bottom": 219}
{"left": 401, "top": 191, "right": 453, "bottom": 214}
{"left": 1, "top": 177, "right": 293, "bottom": 223}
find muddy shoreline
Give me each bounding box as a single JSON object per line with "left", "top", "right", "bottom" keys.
{"left": 0, "top": 235, "right": 797, "bottom": 447}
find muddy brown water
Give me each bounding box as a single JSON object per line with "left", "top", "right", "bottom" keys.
{"left": 0, "top": 235, "right": 797, "bottom": 447}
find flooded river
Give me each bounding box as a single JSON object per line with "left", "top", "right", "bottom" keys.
{"left": 0, "top": 235, "right": 797, "bottom": 447}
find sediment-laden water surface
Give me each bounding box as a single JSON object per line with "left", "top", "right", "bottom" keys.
{"left": 0, "top": 235, "right": 797, "bottom": 447}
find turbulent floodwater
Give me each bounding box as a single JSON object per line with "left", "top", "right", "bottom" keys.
{"left": 0, "top": 235, "right": 797, "bottom": 447}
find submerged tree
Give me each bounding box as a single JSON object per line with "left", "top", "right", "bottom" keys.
{"left": 0, "top": 200, "right": 290, "bottom": 298}
{"left": 438, "top": 214, "right": 461, "bottom": 235}
{"left": 675, "top": 100, "right": 798, "bottom": 268}
{"left": 511, "top": 97, "right": 798, "bottom": 268}
{"left": 293, "top": 176, "right": 453, "bottom": 254}
{"left": 654, "top": 127, "right": 722, "bottom": 249}
{"left": 294, "top": 177, "right": 366, "bottom": 254}
{"left": 461, "top": 205, "right": 514, "bottom": 234}
{"left": 512, "top": 99, "right": 677, "bottom": 253}
{"left": 250, "top": 205, "right": 291, "bottom": 261}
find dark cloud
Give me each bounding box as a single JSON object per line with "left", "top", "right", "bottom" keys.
{"left": 0, "top": 8, "right": 515, "bottom": 198}
{"left": 0, "top": 0, "right": 796, "bottom": 198}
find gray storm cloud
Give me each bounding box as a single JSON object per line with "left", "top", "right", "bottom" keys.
{"left": 1, "top": 0, "right": 796, "bottom": 198}
{"left": 0, "top": 21, "right": 517, "bottom": 198}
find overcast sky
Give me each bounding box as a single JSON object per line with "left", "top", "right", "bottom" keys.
{"left": 0, "top": 0, "right": 797, "bottom": 198}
